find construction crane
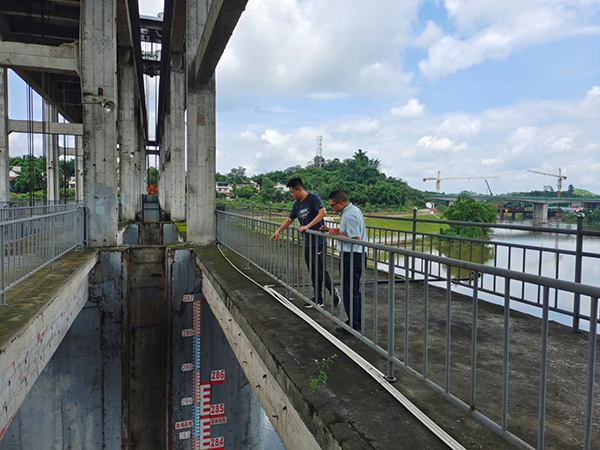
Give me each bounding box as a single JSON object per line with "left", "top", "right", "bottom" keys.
{"left": 527, "top": 168, "right": 567, "bottom": 198}
{"left": 423, "top": 171, "right": 499, "bottom": 194}
{"left": 484, "top": 179, "right": 493, "bottom": 196}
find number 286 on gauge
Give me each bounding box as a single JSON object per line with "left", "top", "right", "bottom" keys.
{"left": 211, "top": 369, "right": 225, "bottom": 383}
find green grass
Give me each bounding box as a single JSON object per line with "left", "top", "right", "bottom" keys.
{"left": 364, "top": 215, "right": 447, "bottom": 234}
{"left": 256, "top": 214, "right": 448, "bottom": 234}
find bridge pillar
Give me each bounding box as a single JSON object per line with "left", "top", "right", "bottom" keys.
{"left": 186, "top": 0, "right": 216, "bottom": 245}
{"left": 532, "top": 203, "right": 548, "bottom": 224}
{"left": 81, "top": 0, "right": 118, "bottom": 246}
{"left": 118, "top": 48, "right": 137, "bottom": 221}
{"left": 44, "top": 101, "right": 60, "bottom": 203}
{"left": 0, "top": 68, "right": 9, "bottom": 203}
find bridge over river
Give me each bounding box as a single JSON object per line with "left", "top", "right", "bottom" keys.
{"left": 429, "top": 195, "right": 600, "bottom": 223}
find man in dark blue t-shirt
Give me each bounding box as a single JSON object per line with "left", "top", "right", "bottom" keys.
{"left": 269, "top": 178, "right": 340, "bottom": 309}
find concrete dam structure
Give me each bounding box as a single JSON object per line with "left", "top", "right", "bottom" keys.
{"left": 0, "top": 1, "right": 599, "bottom": 449}
{"left": 0, "top": 230, "right": 271, "bottom": 449}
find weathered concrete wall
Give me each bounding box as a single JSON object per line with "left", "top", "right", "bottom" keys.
{"left": 167, "top": 248, "right": 266, "bottom": 449}
{"left": 1, "top": 241, "right": 276, "bottom": 450}
{"left": 0, "top": 253, "right": 98, "bottom": 444}
{"left": 0, "top": 252, "right": 125, "bottom": 450}
{"left": 200, "top": 304, "right": 266, "bottom": 449}
{"left": 121, "top": 223, "right": 182, "bottom": 246}
{"left": 124, "top": 247, "right": 168, "bottom": 449}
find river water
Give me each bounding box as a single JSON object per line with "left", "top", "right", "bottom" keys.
{"left": 451, "top": 219, "right": 600, "bottom": 330}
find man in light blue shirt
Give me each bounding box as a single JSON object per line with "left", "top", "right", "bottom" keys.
{"left": 320, "top": 190, "right": 367, "bottom": 334}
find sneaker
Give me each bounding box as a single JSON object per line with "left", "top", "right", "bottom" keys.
{"left": 303, "top": 301, "right": 314, "bottom": 309}
{"left": 316, "top": 299, "right": 324, "bottom": 308}
{"left": 333, "top": 288, "right": 341, "bottom": 307}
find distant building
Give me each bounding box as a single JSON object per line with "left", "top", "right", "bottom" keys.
{"left": 236, "top": 180, "right": 260, "bottom": 191}
{"left": 274, "top": 182, "right": 287, "bottom": 192}
{"left": 9, "top": 166, "right": 21, "bottom": 184}
{"left": 216, "top": 181, "right": 233, "bottom": 196}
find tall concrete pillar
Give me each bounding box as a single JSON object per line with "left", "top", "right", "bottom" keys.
{"left": 139, "top": 113, "right": 147, "bottom": 204}
{"left": 81, "top": 0, "right": 118, "bottom": 246}
{"left": 0, "top": 68, "right": 9, "bottom": 203}
{"left": 158, "top": 113, "right": 169, "bottom": 214}
{"left": 169, "top": 60, "right": 186, "bottom": 221}
{"left": 533, "top": 203, "right": 548, "bottom": 224}
{"left": 118, "top": 48, "right": 137, "bottom": 221}
{"left": 75, "top": 137, "right": 84, "bottom": 203}
{"left": 187, "top": 1, "right": 216, "bottom": 244}
{"left": 45, "top": 101, "right": 60, "bottom": 203}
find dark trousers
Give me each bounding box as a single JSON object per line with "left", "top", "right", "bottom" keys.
{"left": 341, "top": 252, "right": 364, "bottom": 330}
{"left": 303, "top": 244, "right": 333, "bottom": 301}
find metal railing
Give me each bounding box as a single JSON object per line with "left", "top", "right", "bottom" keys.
{"left": 222, "top": 203, "right": 600, "bottom": 331}
{"left": 216, "top": 209, "right": 600, "bottom": 450}
{"left": 1, "top": 203, "right": 82, "bottom": 222}
{"left": 0, "top": 206, "right": 86, "bottom": 305}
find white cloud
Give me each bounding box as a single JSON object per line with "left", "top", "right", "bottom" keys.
{"left": 261, "top": 129, "right": 292, "bottom": 147}
{"left": 239, "top": 131, "right": 259, "bottom": 142}
{"left": 551, "top": 136, "right": 574, "bottom": 151}
{"left": 334, "top": 118, "right": 380, "bottom": 134}
{"left": 438, "top": 114, "right": 481, "bottom": 138}
{"left": 413, "top": 21, "right": 444, "bottom": 48}
{"left": 390, "top": 98, "right": 425, "bottom": 118}
{"left": 419, "top": 1, "right": 600, "bottom": 79}
{"left": 217, "top": 0, "right": 420, "bottom": 96}
{"left": 307, "top": 92, "right": 350, "bottom": 100}
{"left": 416, "top": 135, "right": 468, "bottom": 152}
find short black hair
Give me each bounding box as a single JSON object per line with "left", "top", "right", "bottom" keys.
{"left": 286, "top": 177, "right": 304, "bottom": 189}
{"left": 328, "top": 190, "right": 348, "bottom": 203}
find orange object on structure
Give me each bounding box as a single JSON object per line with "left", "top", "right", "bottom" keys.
{"left": 147, "top": 184, "right": 158, "bottom": 194}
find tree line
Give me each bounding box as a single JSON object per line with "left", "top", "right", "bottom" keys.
{"left": 218, "top": 149, "right": 427, "bottom": 212}
{"left": 10, "top": 156, "right": 74, "bottom": 194}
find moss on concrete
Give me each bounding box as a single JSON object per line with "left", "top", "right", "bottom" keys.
{"left": 0, "top": 249, "right": 98, "bottom": 348}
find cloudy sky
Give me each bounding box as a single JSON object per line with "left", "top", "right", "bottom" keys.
{"left": 10, "top": 0, "right": 600, "bottom": 195}
{"left": 203, "top": 0, "right": 600, "bottom": 195}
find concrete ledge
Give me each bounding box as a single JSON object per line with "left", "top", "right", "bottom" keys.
{"left": 0, "top": 250, "right": 99, "bottom": 439}
{"left": 0, "top": 41, "right": 79, "bottom": 75}
{"left": 194, "top": 245, "right": 450, "bottom": 449}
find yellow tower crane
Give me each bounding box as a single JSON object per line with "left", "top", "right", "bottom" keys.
{"left": 527, "top": 168, "right": 567, "bottom": 198}
{"left": 423, "top": 171, "right": 499, "bottom": 194}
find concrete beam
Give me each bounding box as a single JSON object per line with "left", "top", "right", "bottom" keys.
{"left": 0, "top": 41, "right": 79, "bottom": 75}
{"left": 170, "top": 0, "right": 187, "bottom": 53}
{"left": 8, "top": 120, "right": 83, "bottom": 136}
{"left": 193, "top": 0, "right": 248, "bottom": 84}
{"left": 116, "top": 0, "right": 134, "bottom": 48}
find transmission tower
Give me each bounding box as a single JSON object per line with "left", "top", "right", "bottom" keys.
{"left": 316, "top": 135, "right": 323, "bottom": 168}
